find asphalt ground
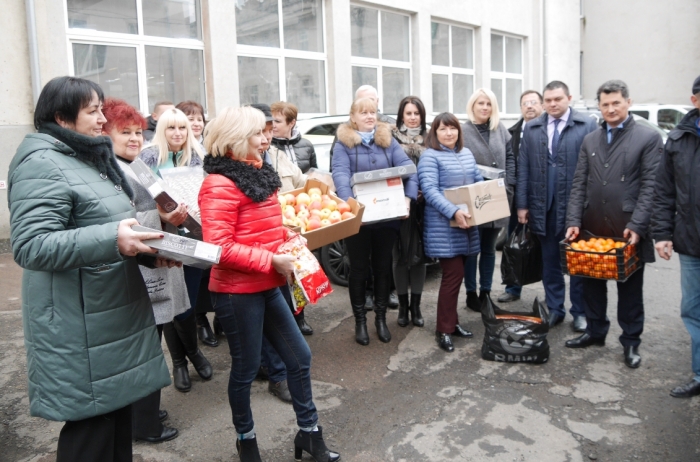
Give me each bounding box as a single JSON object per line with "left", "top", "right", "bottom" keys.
{"left": 1, "top": 251, "right": 699, "bottom": 462}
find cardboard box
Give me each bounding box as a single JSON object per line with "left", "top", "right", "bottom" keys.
{"left": 350, "top": 163, "right": 417, "bottom": 187}
{"left": 444, "top": 179, "right": 510, "bottom": 227}
{"left": 129, "top": 159, "right": 203, "bottom": 240}
{"left": 132, "top": 225, "right": 221, "bottom": 269}
{"left": 352, "top": 177, "right": 408, "bottom": 224}
{"left": 283, "top": 179, "right": 364, "bottom": 251}
{"left": 477, "top": 164, "right": 506, "bottom": 180}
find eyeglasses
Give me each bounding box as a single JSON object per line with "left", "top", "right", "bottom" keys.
{"left": 521, "top": 101, "right": 541, "bottom": 107}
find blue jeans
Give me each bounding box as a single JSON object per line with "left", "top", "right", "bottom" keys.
{"left": 464, "top": 227, "right": 501, "bottom": 293}
{"left": 680, "top": 254, "right": 700, "bottom": 382}
{"left": 211, "top": 289, "right": 317, "bottom": 434}
{"left": 259, "top": 285, "right": 294, "bottom": 384}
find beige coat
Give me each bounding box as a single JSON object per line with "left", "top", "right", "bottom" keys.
{"left": 269, "top": 145, "right": 307, "bottom": 192}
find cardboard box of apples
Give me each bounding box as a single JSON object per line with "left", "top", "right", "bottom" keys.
{"left": 279, "top": 179, "right": 365, "bottom": 251}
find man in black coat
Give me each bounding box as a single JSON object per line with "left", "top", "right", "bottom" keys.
{"left": 565, "top": 80, "right": 663, "bottom": 368}
{"left": 652, "top": 75, "right": 700, "bottom": 396}
{"left": 498, "top": 90, "right": 543, "bottom": 304}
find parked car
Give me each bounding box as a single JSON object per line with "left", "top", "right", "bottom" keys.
{"left": 629, "top": 104, "right": 692, "bottom": 131}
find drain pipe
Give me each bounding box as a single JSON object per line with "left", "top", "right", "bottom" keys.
{"left": 25, "top": 0, "right": 42, "bottom": 106}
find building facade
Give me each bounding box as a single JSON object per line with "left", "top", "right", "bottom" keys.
{"left": 0, "top": 0, "right": 582, "bottom": 241}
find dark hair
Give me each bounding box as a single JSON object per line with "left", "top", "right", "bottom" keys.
{"left": 543, "top": 80, "right": 570, "bottom": 97}
{"left": 520, "top": 90, "right": 543, "bottom": 104}
{"left": 425, "top": 113, "right": 463, "bottom": 152}
{"left": 34, "top": 76, "right": 104, "bottom": 129}
{"left": 395, "top": 96, "right": 427, "bottom": 135}
{"left": 176, "top": 100, "right": 207, "bottom": 123}
{"left": 596, "top": 80, "right": 629, "bottom": 100}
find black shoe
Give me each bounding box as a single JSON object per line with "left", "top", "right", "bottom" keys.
{"left": 172, "top": 364, "right": 191, "bottom": 392}
{"left": 436, "top": 332, "right": 454, "bottom": 352}
{"left": 565, "top": 333, "right": 606, "bottom": 349}
{"left": 388, "top": 291, "right": 399, "bottom": 309}
{"left": 256, "top": 366, "right": 269, "bottom": 381}
{"left": 188, "top": 349, "right": 213, "bottom": 380}
{"left": 365, "top": 293, "right": 374, "bottom": 311}
{"left": 296, "top": 312, "right": 314, "bottom": 336}
{"left": 294, "top": 426, "right": 340, "bottom": 462}
{"left": 134, "top": 425, "right": 178, "bottom": 443}
{"left": 159, "top": 410, "right": 168, "bottom": 422}
{"left": 374, "top": 310, "right": 391, "bottom": 343}
{"left": 269, "top": 380, "right": 293, "bottom": 403}
{"left": 213, "top": 316, "right": 223, "bottom": 336}
{"left": 236, "top": 437, "right": 262, "bottom": 462}
{"left": 466, "top": 291, "right": 480, "bottom": 312}
{"left": 409, "top": 293, "right": 424, "bottom": 327}
{"left": 624, "top": 345, "right": 641, "bottom": 369}
{"left": 670, "top": 380, "right": 700, "bottom": 398}
{"left": 497, "top": 292, "right": 520, "bottom": 303}
{"left": 549, "top": 312, "right": 565, "bottom": 327}
{"left": 352, "top": 304, "right": 369, "bottom": 346}
{"left": 197, "top": 324, "right": 219, "bottom": 347}
{"left": 397, "top": 294, "right": 410, "bottom": 327}
{"left": 452, "top": 324, "right": 473, "bottom": 338}
{"left": 572, "top": 316, "right": 587, "bottom": 333}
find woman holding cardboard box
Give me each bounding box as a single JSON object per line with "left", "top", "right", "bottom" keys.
{"left": 199, "top": 106, "right": 339, "bottom": 462}
{"left": 418, "top": 112, "right": 484, "bottom": 352}
{"left": 332, "top": 97, "right": 419, "bottom": 346}
{"left": 461, "top": 89, "right": 514, "bottom": 312}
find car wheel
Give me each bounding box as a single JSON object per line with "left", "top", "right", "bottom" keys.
{"left": 495, "top": 227, "right": 507, "bottom": 250}
{"left": 321, "top": 240, "right": 350, "bottom": 287}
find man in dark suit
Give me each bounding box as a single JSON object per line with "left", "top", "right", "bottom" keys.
{"left": 498, "top": 90, "right": 543, "bottom": 304}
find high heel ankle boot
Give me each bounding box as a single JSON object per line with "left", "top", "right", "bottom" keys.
{"left": 374, "top": 304, "right": 391, "bottom": 343}
{"left": 175, "top": 314, "right": 213, "bottom": 380}
{"left": 352, "top": 304, "right": 369, "bottom": 345}
{"left": 163, "top": 322, "right": 191, "bottom": 392}
{"left": 409, "top": 293, "right": 424, "bottom": 327}
{"left": 397, "top": 294, "right": 410, "bottom": 327}
{"left": 294, "top": 427, "right": 340, "bottom": 462}
{"left": 236, "top": 438, "right": 262, "bottom": 462}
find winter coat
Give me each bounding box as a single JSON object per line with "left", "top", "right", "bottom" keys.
{"left": 144, "top": 116, "right": 157, "bottom": 142}
{"left": 462, "top": 120, "right": 514, "bottom": 228}
{"left": 567, "top": 116, "right": 663, "bottom": 263}
{"left": 117, "top": 158, "right": 190, "bottom": 324}
{"left": 199, "top": 155, "right": 287, "bottom": 294}
{"left": 652, "top": 109, "right": 700, "bottom": 257}
{"left": 139, "top": 144, "right": 203, "bottom": 170}
{"left": 418, "top": 146, "right": 483, "bottom": 258}
{"left": 7, "top": 131, "right": 170, "bottom": 422}
{"left": 268, "top": 145, "right": 307, "bottom": 193}
{"left": 271, "top": 129, "right": 317, "bottom": 173}
{"left": 332, "top": 122, "right": 419, "bottom": 205}
{"left": 516, "top": 109, "right": 598, "bottom": 236}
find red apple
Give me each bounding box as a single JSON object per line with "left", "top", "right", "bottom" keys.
{"left": 306, "top": 218, "right": 322, "bottom": 231}
{"left": 309, "top": 200, "right": 322, "bottom": 211}
{"left": 284, "top": 193, "right": 296, "bottom": 206}
{"left": 329, "top": 211, "right": 341, "bottom": 223}
{"left": 321, "top": 199, "right": 337, "bottom": 211}
{"left": 341, "top": 212, "right": 356, "bottom": 221}
{"left": 308, "top": 187, "right": 323, "bottom": 196}
{"left": 337, "top": 201, "right": 351, "bottom": 214}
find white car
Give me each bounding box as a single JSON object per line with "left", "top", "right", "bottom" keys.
{"left": 629, "top": 104, "right": 692, "bottom": 131}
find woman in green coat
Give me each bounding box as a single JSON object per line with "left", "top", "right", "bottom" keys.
{"left": 7, "top": 76, "right": 171, "bottom": 462}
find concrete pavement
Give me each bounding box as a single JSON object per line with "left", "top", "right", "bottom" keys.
{"left": 1, "top": 251, "right": 699, "bottom": 461}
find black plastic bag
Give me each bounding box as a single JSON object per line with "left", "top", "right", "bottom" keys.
{"left": 481, "top": 296, "right": 550, "bottom": 364}
{"left": 501, "top": 224, "right": 543, "bottom": 286}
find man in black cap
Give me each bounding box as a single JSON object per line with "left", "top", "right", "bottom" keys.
{"left": 652, "top": 75, "right": 700, "bottom": 395}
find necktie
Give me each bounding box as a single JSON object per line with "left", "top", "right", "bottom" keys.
{"left": 551, "top": 119, "right": 561, "bottom": 162}
{"left": 608, "top": 127, "right": 620, "bottom": 144}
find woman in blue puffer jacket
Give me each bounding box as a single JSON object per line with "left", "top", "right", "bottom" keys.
{"left": 418, "top": 112, "right": 483, "bottom": 353}
{"left": 332, "top": 97, "right": 418, "bottom": 346}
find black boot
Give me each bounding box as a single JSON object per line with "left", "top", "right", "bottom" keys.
{"left": 175, "top": 314, "right": 213, "bottom": 381}
{"left": 294, "top": 427, "right": 340, "bottom": 462}
{"left": 163, "top": 321, "right": 191, "bottom": 392}
{"left": 352, "top": 304, "right": 369, "bottom": 345}
{"left": 196, "top": 313, "right": 219, "bottom": 347}
{"left": 397, "top": 294, "right": 410, "bottom": 327}
{"left": 374, "top": 304, "right": 391, "bottom": 343}
{"left": 409, "top": 293, "right": 424, "bottom": 327}
{"left": 466, "top": 291, "right": 480, "bottom": 312}
{"left": 295, "top": 310, "right": 314, "bottom": 336}
{"left": 236, "top": 437, "right": 262, "bottom": 462}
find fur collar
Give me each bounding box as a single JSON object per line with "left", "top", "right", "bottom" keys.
{"left": 38, "top": 122, "right": 134, "bottom": 199}
{"left": 336, "top": 122, "right": 393, "bottom": 149}
{"left": 203, "top": 155, "right": 281, "bottom": 202}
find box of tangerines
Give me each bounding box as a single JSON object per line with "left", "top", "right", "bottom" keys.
{"left": 559, "top": 232, "right": 640, "bottom": 282}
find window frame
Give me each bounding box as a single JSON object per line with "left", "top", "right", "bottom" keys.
{"left": 350, "top": 4, "right": 412, "bottom": 113}
{"left": 64, "top": 0, "right": 206, "bottom": 115}
{"left": 430, "top": 20, "right": 475, "bottom": 116}
{"left": 490, "top": 31, "right": 524, "bottom": 116}
{"left": 235, "top": 0, "right": 329, "bottom": 117}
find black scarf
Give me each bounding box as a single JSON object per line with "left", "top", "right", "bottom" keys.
{"left": 203, "top": 154, "right": 282, "bottom": 203}
{"left": 39, "top": 122, "right": 134, "bottom": 199}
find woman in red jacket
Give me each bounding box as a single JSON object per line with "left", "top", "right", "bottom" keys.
{"left": 199, "top": 106, "right": 339, "bottom": 462}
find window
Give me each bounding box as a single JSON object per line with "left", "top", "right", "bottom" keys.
{"left": 657, "top": 109, "right": 685, "bottom": 131}
{"left": 235, "top": 0, "right": 327, "bottom": 115}
{"left": 66, "top": 0, "right": 206, "bottom": 114}
{"left": 351, "top": 6, "right": 411, "bottom": 114}
{"left": 431, "top": 21, "right": 475, "bottom": 114}
{"left": 490, "top": 33, "right": 523, "bottom": 115}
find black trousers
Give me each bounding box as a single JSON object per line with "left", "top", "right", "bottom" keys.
{"left": 56, "top": 404, "right": 132, "bottom": 462}
{"left": 345, "top": 226, "right": 398, "bottom": 308}
{"left": 132, "top": 324, "right": 164, "bottom": 438}
{"left": 584, "top": 264, "right": 645, "bottom": 347}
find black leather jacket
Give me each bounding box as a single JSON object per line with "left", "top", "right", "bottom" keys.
{"left": 271, "top": 129, "right": 317, "bottom": 174}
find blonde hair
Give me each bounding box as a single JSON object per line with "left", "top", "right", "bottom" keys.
{"left": 148, "top": 108, "right": 204, "bottom": 166}
{"left": 348, "top": 97, "right": 378, "bottom": 130}
{"left": 466, "top": 88, "right": 500, "bottom": 130}
{"left": 204, "top": 106, "right": 265, "bottom": 160}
